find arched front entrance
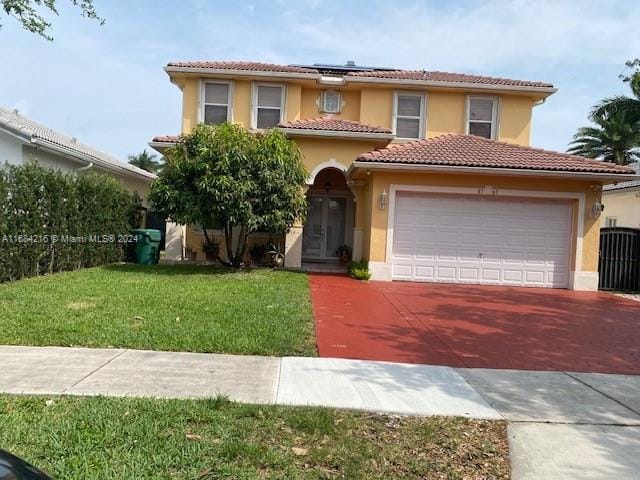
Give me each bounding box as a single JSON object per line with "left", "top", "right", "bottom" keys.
{"left": 302, "top": 168, "right": 354, "bottom": 262}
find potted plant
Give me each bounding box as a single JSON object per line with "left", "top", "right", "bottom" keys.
{"left": 336, "top": 245, "right": 352, "bottom": 265}
{"left": 249, "top": 242, "right": 266, "bottom": 265}
{"left": 202, "top": 240, "right": 219, "bottom": 263}
{"left": 267, "top": 242, "right": 285, "bottom": 268}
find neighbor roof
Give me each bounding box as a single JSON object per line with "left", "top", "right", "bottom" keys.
{"left": 0, "top": 107, "right": 154, "bottom": 180}
{"left": 164, "top": 61, "right": 554, "bottom": 91}
{"left": 356, "top": 134, "right": 636, "bottom": 175}
{"left": 603, "top": 179, "right": 640, "bottom": 191}
{"left": 278, "top": 117, "right": 392, "bottom": 135}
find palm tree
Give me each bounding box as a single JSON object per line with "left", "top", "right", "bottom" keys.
{"left": 568, "top": 60, "right": 640, "bottom": 166}
{"left": 590, "top": 59, "right": 640, "bottom": 124}
{"left": 568, "top": 112, "right": 640, "bottom": 165}
{"left": 128, "top": 149, "right": 162, "bottom": 173}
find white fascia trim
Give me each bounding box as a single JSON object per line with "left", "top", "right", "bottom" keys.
{"left": 0, "top": 124, "right": 31, "bottom": 144}
{"left": 307, "top": 159, "right": 349, "bottom": 184}
{"left": 148, "top": 141, "right": 177, "bottom": 150}
{"left": 345, "top": 76, "right": 558, "bottom": 95}
{"left": 349, "top": 161, "right": 639, "bottom": 182}
{"left": 278, "top": 128, "right": 395, "bottom": 141}
{"left": 165, "top": 66, "right": 321, "bottom": 81}
{"left": 383, "top": 183, "right": 586, "bottom": 273}
{"left": 32, "top": 138, "right": 155, "bottom": 180}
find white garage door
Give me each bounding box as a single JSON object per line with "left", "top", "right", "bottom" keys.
{"left": 391, "top": 192, "right": 573, "bottom": 288}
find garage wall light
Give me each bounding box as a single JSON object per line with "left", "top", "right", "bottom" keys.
{"left": 379, "top": 189, "right": 388, "bottom": 210}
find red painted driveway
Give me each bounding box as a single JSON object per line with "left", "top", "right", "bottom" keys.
{"left": 310, "top": 274, "right": 640, "bottom": 374}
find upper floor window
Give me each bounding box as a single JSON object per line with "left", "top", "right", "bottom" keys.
{"left": 253, "top": 83, "right": 284, "bottom": 129}
{"left": 467, "top": 96, "right": 498, "bottom": 139}
{"left": 320, "top": 91, "right": 341, "bottom": 113}
{"left": 202, "top": 81, "right": 232, "bottom": 125}
{"left": 394, "top": 92, "right": 425, "bottom": 139}
{"left": 605, "top": 217, "right": 617, "bottom": 228}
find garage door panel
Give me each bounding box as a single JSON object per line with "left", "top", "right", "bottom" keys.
{"left": 391, "top": 192, "right": 571, "bottom": 288}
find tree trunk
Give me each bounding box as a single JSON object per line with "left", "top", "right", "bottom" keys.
{"left": 234, "top": 225, "right": 248, "bottom": 267}
{"left": 223, "top": 223, "right": 235, "bottom": 267}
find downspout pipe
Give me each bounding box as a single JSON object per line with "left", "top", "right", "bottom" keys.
{"left": 75, "top": 162, "right": 94, "bottom": 172}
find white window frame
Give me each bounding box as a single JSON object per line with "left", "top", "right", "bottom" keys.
{"left": 466, "top": 95, "right": 499, "bottom": 140}
{"left": 199, "top": 80, "right": 234, "bottom": 124}
{"left": 251, "top": 82, "right": 286, "bottom": 130}
{"left": 605, "top": 217, "right": 618, "bottom": 227}
{"left": 392, "top": 91, "right": 426, "bottom": 140}
{"left": 320, "top": 90, "right": 342, "bottom": 114}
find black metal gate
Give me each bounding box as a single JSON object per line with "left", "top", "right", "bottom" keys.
{"left": 599, "top": 227, "right": 640, "bottom": 291}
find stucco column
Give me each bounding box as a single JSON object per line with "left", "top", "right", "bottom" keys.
{"left": 285, "top": 185, "right": 308, "bottom": 269}
{"left": 285, "top": 224, "right": 303, "bottom": 269}
{"left": 164, "top": 222, "right": 185, "bottom": 261}
{"left": 348, "top": 180, "right": 366, "bottom": 262}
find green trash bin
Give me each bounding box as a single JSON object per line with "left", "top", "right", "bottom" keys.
{"left": 132, "top": 228, "right": 162, "bottom": 265}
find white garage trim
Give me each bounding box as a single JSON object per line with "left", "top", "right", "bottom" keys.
{"left": 370, "top": 184, "right": 588, "bottom": 289}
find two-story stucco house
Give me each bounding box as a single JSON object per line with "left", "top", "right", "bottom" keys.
{"left": 150, "top": 61, "right": 637, "bottom": 291}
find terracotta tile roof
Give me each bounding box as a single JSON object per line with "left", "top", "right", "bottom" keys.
{"left": 603, "top": 179, "right": 640, "bottom": 191}
{"left": 278, "top": 117, "right": 392, "bottom": 134}
{"left": 165, "top": 60, "right": 552, "bottom": 88}
{"left": 166, "top": 61, "right": 319, "bottom": 74}
{"left": 347, "top": 70, "right": 554, "bottom": 88}
{"left": 357, "top": 134, "right": 635, "bottom": 174}
{"left": 151, "top": 135, "right": 180, "bottom": 143}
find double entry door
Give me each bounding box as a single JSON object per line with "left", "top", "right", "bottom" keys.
{"left": 302, "top": 194, "right": 348, "bottom": 260}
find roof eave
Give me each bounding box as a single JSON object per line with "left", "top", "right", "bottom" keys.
{"left": 345, "top": 76, "right": 557, "bottom": 95}
{"left": 278, "top": 128, "right": 394, "bottom": 141}
{"left": 348, "top": 161, "right": 638, "bottom": 182}
{"left": 164, "top": 66, "right": 322, "bottom": 81}
{"left": 32, "top": 138, "right": 156, "bottom": 181}
{"left": 148, "top": 141, "right": 177, "bottom": 153}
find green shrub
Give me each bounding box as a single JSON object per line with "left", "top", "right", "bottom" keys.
{"left": 0, "top": 163, "right": 135, "bottom": 282}
{"left": 347, "top": 260, "right": 371, "bottom": 281}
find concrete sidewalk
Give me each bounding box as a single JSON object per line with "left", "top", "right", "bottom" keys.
{"left": 2, "top": 345, "right": 640, "bottom": 479}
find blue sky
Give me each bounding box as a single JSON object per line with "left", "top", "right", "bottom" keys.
{"left": 0, "top": 0, "right": 638, "bottom": 160}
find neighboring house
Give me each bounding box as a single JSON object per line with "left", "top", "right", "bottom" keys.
{"left": 602, "top": 176, "right": 640, "bottom": 229}
{"left": 150, "top": 61, "right": 637, "bottom": 291}
{"left": 0, "top": 106, "right": 154, "bottom": 198}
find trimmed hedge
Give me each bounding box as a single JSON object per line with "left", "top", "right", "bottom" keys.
{"left": 0, "top": 163, "right": 134, "bottom": 282}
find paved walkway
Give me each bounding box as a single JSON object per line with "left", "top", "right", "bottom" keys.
{"left": 310, "top": 274, "right": 640, "bottom": 374}
{"left": 2, "top": 346, "right": 640, "bottom": 479}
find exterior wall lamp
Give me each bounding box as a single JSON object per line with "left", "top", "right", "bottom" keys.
{"left": 379, "top": 189, "right": 388, "bottom": 210}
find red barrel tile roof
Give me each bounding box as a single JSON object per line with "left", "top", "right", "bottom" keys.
{"left": 151, "top": 135, "right": 180, "bottom": 143}
{"left": 347, "top": 70, "right": 554, "bottom": 88}
{"left": 279, "top": 117, "right": 392, "bottom": 134}
{"left": 166, "top": 61, "right": 319, "bottom": 74}
{"left": 357, "top": 135, "right": 635, "bottom": 174}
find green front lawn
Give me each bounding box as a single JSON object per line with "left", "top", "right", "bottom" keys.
{"left": 0, "top": 395, "right": 510, "bottom": 479}
{"left": 0, "top": 264, "right": 315, "bottom": 356}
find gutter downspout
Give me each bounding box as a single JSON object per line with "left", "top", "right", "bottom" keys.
{"left": 75, "top": 162, "right": 94, "bottom": 172}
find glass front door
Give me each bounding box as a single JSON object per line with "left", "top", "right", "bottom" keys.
{"left": 302, "top": 195, "right": 347, "bottom": 260}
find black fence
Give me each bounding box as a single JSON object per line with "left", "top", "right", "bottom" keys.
{"left": 599, "top": 227, "right": 640, "bottom": 292}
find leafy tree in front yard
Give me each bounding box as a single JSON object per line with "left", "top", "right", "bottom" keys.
{"left": 1, "top": 0, "right": 104, "bottom": 40}
{"left": 149, "top": 123, "right": 308, "bottom": 267}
